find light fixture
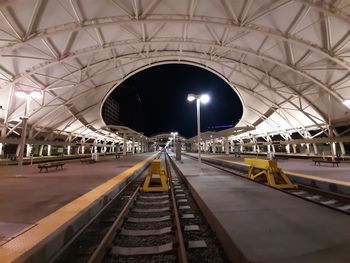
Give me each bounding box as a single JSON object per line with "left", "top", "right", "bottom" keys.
{"left": 30, "top": 91, "right": 43, "bottom": 99}
{"left": 187, "top": 93, "right": 196, "bottom": 102}
{"left": 16, "top": 90, "right": 43, "bottom": 100}
{"left": 200, "top": 94, "right": 210, "bottom": 103}
{"left": 343, "top": 99, "right": 350, "bottom": 107}
{"left": 15, "top": 91, "right": 27, "bottom": 98}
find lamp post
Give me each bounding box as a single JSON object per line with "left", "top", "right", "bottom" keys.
{"left": 171, "top": 132, "right": 178, "bottom": 152}
{"left": 187, "top": 93, "right": 210, "bottom": 169}
{"left": 16, "top": 90, "right": 42, "bottom": 175}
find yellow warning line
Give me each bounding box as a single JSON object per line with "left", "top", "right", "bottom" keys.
{"left": 0, "top": 154, "right": 157, "bottom": 263}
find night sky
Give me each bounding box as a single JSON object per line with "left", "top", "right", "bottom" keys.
{"left": 109, "top": 64, "right": 243, "bottom": 138}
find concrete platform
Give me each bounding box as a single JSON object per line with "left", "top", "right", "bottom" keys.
{"left": 173, "top": 154, "right": 350, "bottom": 263}
{"left": 186, "top": 153, "right": 350, "bottom": 196}
{"left": 0, "top": 153, "right": 156, "bottom": 262}
{"left": 204, "top": 153, "right": 350, "bottom": 182}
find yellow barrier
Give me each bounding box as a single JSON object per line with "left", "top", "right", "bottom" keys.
{"left": 142, "top": 159, "right": 169, "bottom": 192}
{"left": 244, "top": 158, "right": 296, "bottom": 189}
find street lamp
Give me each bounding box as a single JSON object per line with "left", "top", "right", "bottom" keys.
{"left": 16, "top": 90, "right": 42, "bottom": 175}
{"left": 171, "top": 132, "right": 178, "bottom": 152}
{"left": 187, "top": 93, "right": 210, "bottom": 169}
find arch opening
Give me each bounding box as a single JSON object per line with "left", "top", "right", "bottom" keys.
{"left": 101, "top": 63, "right": 244, "bottom": 138}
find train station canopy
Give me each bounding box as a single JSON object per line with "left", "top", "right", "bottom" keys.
{"left": 1, "top": 0, "right": 350, "bottom": 143}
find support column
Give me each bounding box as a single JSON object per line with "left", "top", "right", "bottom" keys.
{"left": 286, "top": 144, "right": 290, "bottom": 154}
{"left": 26, "top": 144, "right": 32, "bottom": 157}
{"left": 94, "top": 139, "right": 98, "bottom": 153}
{"left": 333, "top": 130, "right": 345, "bottom": 155}
{"left": 225, "top": 137, "right": 229, "bottom": 155}
{"left": 0, "top": 126, "right": 6, "bottom": 156}
{"left": 212, "top": 139, "right": 216, "bottom": 154}
{"left": 331, "top": 142, "right": 336, "bottom": 156}
{"left": 312, "top": 143, "right": 318, "bottom": 155}
{"left": 81, "top": 137, "right": 85, "bottom": 154}
{"left": 39, "top": 145, "right": 44, "bottom": 156}
{"left": 123, "top": 134, "right": 127, "bottom": 156}
{"left": 240, "top": 139, "right": 244, "bottom": 152}
{"left": 132, "top": 137, "right": 135, "bottom": 154}
{"left": 305, "top": 143, "right": 310, "bottom": 155}
{"left": 47, "top": 144, "right": 51, "bottom": 156}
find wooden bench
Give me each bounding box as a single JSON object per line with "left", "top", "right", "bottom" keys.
{"left": 311, "top": 158, "right": 340, "bottom": 167}
{"left": 38, "top": 162, "right": 65, "bottom": 173}
{"left": 80, "top": 159, "right": 96, "bottom": 164}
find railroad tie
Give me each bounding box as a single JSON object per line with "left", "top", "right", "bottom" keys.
{"left": 338, "top": 205, "right": 350, "bottom": 211}
{"left": 184, "top": 225, "right": 200, "bottom": 231}
{"left": 306, "top": 195, "right": 321, "bottom": 200}
{"left": 127, "top": 215, "right": 171, "bottom": 223}
{"left": 182, "top": 214, "right": 195, "bottom": 219}
{"left": 188, "top": 240, "right": 207, "bottom": 249}
{"left": 120, "top": 227, "right": 172, "bottom": 236}
{"left": 320, "top": 200, "right": 338, "bottom": 205}
{"left": 139, "top": 194, "right": 169, "bottom": 199}
{"left": 132, "top": 207, "right": 170, "bottom": 213}
{"left": 136, "top": 200, "right": 169, "bottom": 205}
{"left": 111, "top": 242, "right": 174, "bottom": 256}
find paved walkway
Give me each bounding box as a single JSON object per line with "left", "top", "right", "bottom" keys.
{"left": 0, "top": 153, "right": 153, "bottom": 224}
{"left": 174, "top": 154, "right": 350, "bottom": 263}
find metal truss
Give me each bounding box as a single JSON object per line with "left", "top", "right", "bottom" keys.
{"left": 1, "top": 0, "right": 350, "bottom": 145}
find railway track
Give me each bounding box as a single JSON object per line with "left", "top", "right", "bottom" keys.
{"left": 54, "top": 151, "right": 229, "bottom": 262}
{"left": 185, "top": 154, "right": 350, "bottom": 215}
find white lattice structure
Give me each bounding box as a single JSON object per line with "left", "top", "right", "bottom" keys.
{"left": 1, "top": 0, "right": 350, "bottom": 146}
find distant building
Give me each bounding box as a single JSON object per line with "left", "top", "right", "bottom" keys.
{"left": 102, "top": 97, "right": 120, "bottom": 125}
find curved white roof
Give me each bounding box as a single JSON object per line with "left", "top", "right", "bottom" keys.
{"left": 1, "top": 0, "right": 350, "bottom": 142}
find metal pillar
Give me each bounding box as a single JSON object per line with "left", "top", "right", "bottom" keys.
{"left": 26, "top": 144, "right": 32, "bottom": 157}
{"left": 132, "top": 137, "right": 135, "bottom": 154}
{"left": 123, "top": 134, "right": 127, "bottom": 156}
{"left": 47, "top": 145, "right": 51, "bottom": 156}
{"left": 196, "top": 98, "right": 201, "bottom": 167}
{"left": 18, "top": 100, "right": 29, "bottom": 167}
{"left": 225, "top": 137, "right": 229, "bottom": 155}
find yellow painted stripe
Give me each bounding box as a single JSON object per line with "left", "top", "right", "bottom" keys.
{"left": 0, "top": 154, "right": 157, "bottom": 263}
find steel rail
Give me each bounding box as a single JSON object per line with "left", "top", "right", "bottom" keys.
{"left": 165, "top": 153, "right": 188, "bottom": 263}
{"left": 87, "top": 185, "right": 140, "bottom": 263}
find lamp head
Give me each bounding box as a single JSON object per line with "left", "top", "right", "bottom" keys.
{"left": 30, "top": 91, "right": 43, "bottom": 99}
{"left": 200, "top": 94, "right": 210, "bottom": 104}
{"left": 187, "top": 93, "right": 196, "bottom": 102}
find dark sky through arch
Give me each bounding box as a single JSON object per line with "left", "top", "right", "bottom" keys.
{"left": 108, "top": 64, "right": 243, "bottom": 138}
